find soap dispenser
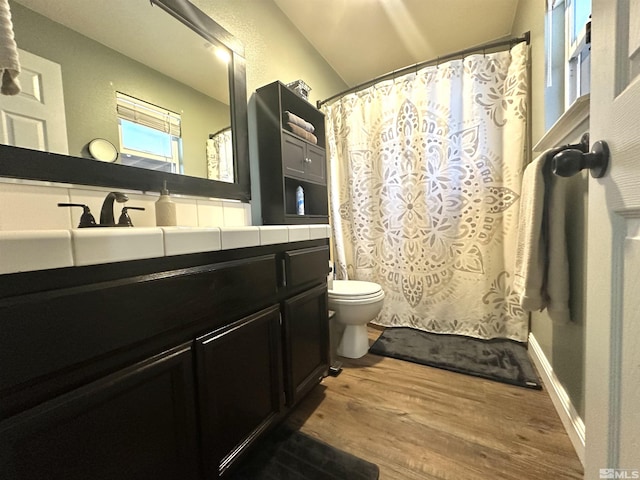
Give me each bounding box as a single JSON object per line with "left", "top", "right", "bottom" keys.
{"left": 155, "top": 181, "right": 177, "bottom": 226}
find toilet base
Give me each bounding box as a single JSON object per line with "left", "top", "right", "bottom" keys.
{"left": 337, "top": 324, "right": 369, "bottom": 359}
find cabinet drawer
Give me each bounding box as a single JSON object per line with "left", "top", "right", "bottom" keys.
{"left": 283, "top": 246, "right": 329, "bottom": 288}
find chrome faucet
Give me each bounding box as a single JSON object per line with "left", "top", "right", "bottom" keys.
{"left": 100, "top": 192, "right": 129, "bottom": 226}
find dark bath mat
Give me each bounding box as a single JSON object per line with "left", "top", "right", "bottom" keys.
{"left": 369, "top": 327, "right": 542, "bottom": 390}
{"left": 227, "top": 426, "right": 380, "bottom": 480}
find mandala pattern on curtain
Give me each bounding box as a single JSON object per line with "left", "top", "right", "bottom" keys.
{"left": 324, "top": 43, "right": 529, "bottom": 341}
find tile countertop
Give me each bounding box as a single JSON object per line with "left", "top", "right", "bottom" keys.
{"left": 0, "top": 224, "right": 331, "bottom": 275}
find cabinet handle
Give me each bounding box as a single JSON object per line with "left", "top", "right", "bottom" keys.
{"left": 281, "top": 258, "right": 287, "bottom": 287}
{"left": 304, "top": 157, "right": 312, "bottom": 164}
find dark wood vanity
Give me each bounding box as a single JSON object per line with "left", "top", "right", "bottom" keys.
{"left": 0, "top": 239, "right": 330, "bottom": 479}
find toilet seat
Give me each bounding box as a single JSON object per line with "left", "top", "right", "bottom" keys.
{"left": 328, "top": 280, "right": 384, "bottom": 304}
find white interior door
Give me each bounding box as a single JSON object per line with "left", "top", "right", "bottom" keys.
{"left": 586, "top": 0, "right": 640, "bottom": 478}
{"left": 0, "top": 49, "right": 68, "bottom": 154}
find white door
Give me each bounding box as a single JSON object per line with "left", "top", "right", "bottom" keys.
{"left": 586, "top": 0, "right": 640, "bottom": 478}
{"left": 0, "top": 49, "right": 68, "bottom": 154}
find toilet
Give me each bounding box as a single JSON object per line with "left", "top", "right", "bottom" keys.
{"left": 328, "top": 280, "right": 385, "bottom": 359}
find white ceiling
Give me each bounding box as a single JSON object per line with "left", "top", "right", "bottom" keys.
{"left": 273, "top": 0, "right": 522, "bottom": 87}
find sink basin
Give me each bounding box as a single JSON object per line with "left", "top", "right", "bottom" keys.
{"left": 0, "top": 230, "right": 73, "bottom": 274}
{"left": 71, "top": 227, "right": 164, "bottom": 266}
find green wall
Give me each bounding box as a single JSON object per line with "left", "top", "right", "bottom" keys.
{"left": 190, "top": 0, "right": 348, "bottom": 106}
{"left": 185, "top": 0, "right": 348, "bottom": 223}
{"left": 512, "top": 0, "right": 586, "bottom": 419}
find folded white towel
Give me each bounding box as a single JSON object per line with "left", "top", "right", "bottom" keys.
{"left": 514, "top": 151, "right": 571, "bottom": 324}
{"left": 0, "top": 0, "right": 20, "bottom": 95}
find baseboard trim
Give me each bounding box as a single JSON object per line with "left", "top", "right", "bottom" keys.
{"left": 528, "top": 333, "right": 585, "bottom": 466}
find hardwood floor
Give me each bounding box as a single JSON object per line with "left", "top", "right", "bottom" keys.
{"left": 285, "top": 326, "right": 584, "bottom": 480}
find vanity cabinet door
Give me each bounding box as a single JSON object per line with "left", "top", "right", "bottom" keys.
{"left": 196, "top": 305, "right": 283, "bottom": 478}
{"left": 282, "top": 283, "right": 329, "bottom": 407}
{"left": 0, "top": 343, "right": 199, "bottom": 480}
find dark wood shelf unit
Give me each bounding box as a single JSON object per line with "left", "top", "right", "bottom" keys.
{"left": 256, "top": 81, "right": 329, "bottom": 225}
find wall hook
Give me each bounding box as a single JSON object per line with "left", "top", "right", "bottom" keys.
{"left": 551, "top": 139, "right": 610, "bottom": 178}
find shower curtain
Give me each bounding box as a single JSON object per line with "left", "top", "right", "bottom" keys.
{"left": 207, "top": 127, "right": 234, "bottom": 182}
{"left": 323, "top": 42, "right": 529, "bottom": 342}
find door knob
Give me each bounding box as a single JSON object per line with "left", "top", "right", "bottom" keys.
{"left": 551, "top": 140, "right": 610, "bottom": 178}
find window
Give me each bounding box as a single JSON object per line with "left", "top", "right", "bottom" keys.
{"left": 116, "top": 93, "right": 183, "bottom": 173}
{"left": 545, "top": 0, "right": 591, "bottom": 130}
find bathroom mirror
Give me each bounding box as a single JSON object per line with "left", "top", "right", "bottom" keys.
{"left": 0, "top": 0, "right": 250, "bottom": 201}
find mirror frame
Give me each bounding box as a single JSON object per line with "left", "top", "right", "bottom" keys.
{"left": 0, "top": 0, "right": 251, "bottom": 201}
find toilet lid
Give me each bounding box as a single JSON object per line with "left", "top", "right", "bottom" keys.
{"left": 329, "top": 280, "right": 382, "bottom": 297}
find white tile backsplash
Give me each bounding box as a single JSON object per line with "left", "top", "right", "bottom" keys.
{"left": 0, "top": 183, "right": 72, "bottom": 231}
{"left": 173, "top": 197, "right": 199, "bottom": 227}
{"left": 0, "top": 178, "right": 252, "bottom": 230}
{"left": 222, "top": 201, "right": 251, "bottom": 227}
{"left": 197, "top": 199, "right": 224, "bottom": 227}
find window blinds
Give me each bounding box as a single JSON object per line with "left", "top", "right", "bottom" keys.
{"left": 116, "top": 92, "right": 181, "bottom": 137}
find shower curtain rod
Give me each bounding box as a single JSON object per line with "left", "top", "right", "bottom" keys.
{"left": 317, "top": 31, "right": 530, "bottom": 109}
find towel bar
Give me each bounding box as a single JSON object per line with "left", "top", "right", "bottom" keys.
{"left": 551, "top": 133, "right": 610, "bottom": 178}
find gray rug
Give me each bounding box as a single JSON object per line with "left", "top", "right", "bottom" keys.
{"left": 228, "top": 426, "right": 379, "bottom": 480}
{"left": 369, "top": 327, "right": 541, "bottom": 389}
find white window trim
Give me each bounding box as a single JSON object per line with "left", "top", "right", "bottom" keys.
{"left": 544, "top": 0, "right": 591, "bottom": 129}
{"left": 564, "top": 0, "right": 591, "bottom": 109}
{"left": 116, "top": 92, "right": 183, "bottom": 173}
